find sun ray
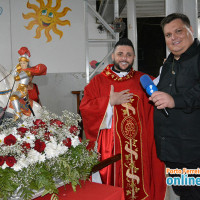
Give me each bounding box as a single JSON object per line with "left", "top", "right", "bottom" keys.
{"left": 56, "top": 7, "right": 71, "bottom": 18}
{"left": 36, "top": 0, "right": 45, "bottom": 8}
{"left": 34, "top": 26, "right": 43, "bottom": 38}
{"left": 56, "top": 19, "right": 70, "bottom": 26}
{"left": 52, "top": 25, "right": 63, "bottom": 38}
{"left": 53, "top": 0, "right": 61, "bottom": 11}
{"left": 25, "top": 20, "right": 38, "bottom": 30}
{"left": 22, "top": 12, "right": 37, "bottom": 20}
{"left": 27, "top": 1, "right": 39, "bottom": 12}
{"left": 46, "top": 0, "right": 52, "bottom": 8}
{"left": 45, "top": 28, "right": 52, "bottom": 42}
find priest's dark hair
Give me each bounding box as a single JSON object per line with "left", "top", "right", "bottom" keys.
{"left": 114, "top": 38, "right": 135, "bottom": 53}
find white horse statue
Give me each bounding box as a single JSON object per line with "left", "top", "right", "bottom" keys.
{"left": 0, "top": 64, "right": 41, "bottom": 121}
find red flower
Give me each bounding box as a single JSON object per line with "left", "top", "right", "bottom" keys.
{"left": 33, "top": 119, "right": 46, "bottom": 128}
{"left": 44, "top": 131, "right": 51, "bottom": 141}
{"left": 0, "top": 156, "right": 5, "bottom": 166}
{"left": 50, "top": 119, "right": 64, "bottom": 128}
{"left": 34, "top": 139, "right": 46, "bottom": 153}
{"left": 21, "top": 142, "right": 31, "bottom": 153}
{"left": 30, "top": 125, "right": 39, "bottom": 135}
{"left": 4, "top": 134, "right": 17, "bottom": 146}
{"left": 63, "top": 138, "right": 71, "bottom": 148}
{"left": 22, "top": 142, "right": 31, "bottom": 149}
{"left": 17, "top": 127, "right": 29, "bottom": 137}
{"left": 69, "top": 125, "right": 78, "bottom": 134}
{"left": 17, "top": 127, "right": 28, "bottom": 133}
{"left": 5, "top": 156, "right": 17, "bottom": 167}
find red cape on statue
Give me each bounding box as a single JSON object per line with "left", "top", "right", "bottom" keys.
{"left": 80, "top": 65, "right": 166, "bottom": 200}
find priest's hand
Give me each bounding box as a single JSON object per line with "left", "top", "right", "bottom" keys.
{"left": 109, "top": 85, "right": 133, "bottom": 106}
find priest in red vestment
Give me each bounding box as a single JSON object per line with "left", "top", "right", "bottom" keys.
{"left": 80, "top": 38, "right": 166, "bottom": 200}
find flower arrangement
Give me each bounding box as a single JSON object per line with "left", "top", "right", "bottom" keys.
{"left": 0, "top": 108, "right": 99, "bottom": 200}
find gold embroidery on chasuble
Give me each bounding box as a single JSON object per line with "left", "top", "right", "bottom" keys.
{"left": 115, "top": 95, "right": 148, "bottom": 200}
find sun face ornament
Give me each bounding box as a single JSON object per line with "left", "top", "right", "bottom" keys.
{"left": 23, "top": 0, "right": 72, "bottom": 42}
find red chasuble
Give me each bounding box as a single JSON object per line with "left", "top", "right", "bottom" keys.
{"left": 80, "top": 65, "right": 166, "bottom": 200}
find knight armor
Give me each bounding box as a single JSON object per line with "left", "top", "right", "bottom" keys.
{"left": 10, "top": 66, "right": 31, "bottom": 120}
{"left": 10, "top": 47, "right": 47, "bottom": 120}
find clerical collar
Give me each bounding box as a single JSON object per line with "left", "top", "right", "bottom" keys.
{"left": 112, "top": 66, "right": 128, "bottom": 77}
{"left": 112, "top": 66, "right": 131, "bottom": 73}
{"left": 112, "top": 66, "right": 121, "bottom": 73}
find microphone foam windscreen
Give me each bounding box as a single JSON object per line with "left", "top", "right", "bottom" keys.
{"left": 140, "top": 74, "right": 154, "bottom": 89}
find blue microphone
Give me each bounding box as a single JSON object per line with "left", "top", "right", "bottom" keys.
{"left": 140, "top": 74, "right": 169, "bottom": 117}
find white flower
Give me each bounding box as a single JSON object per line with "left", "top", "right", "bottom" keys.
{"left": 27, "top": 149, "right": 45, "bottom": 165}
{"left": 12, "top": 165, "right": 21, "bottom": 171}
{"left": 15, "top": 134, "right": 22, "bottom": 142}
{"left": 48, "top": 127, "right": 58, "bottom": 135}
{"left": 45, "top": 141, "right": 68, "bottom": 159}
{"left": 71, "top": 136, "right": 81, "bottom": 148}
{"left": 49, "top": 136, "right": 57, "bottom": 144}
{"left": 23, "top": 133, "right": 35, "bottom": 147}
{"left": 57, "top": 143, "right": 68, "bottom": 155}
{"left": 45, "top": 142, "right": 58, "bottom": 159}
{"left": 1, "top": 162, "right": 8, "bottom": 169}
{"left": 20, "top": 118, "right": 35, "bottom": 127}
{"left": 12, "top": 154, "right": 29, "bottom": 171}
{"left": 0, "top": 134, "right": 5, "bottom": 145}
{"left": 38, "top": 154, "right": 46, "bottom": 163}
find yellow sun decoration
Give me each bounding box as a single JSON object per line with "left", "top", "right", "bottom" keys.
{"left": 23, "top": 0, "right": 71, "bottom": 42}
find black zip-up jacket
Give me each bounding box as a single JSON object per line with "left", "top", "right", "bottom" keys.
{"left": 154, "top": 38, "right": 200, "bottom": 163}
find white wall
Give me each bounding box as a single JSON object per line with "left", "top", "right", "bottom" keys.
{"left": 0, "top": 0, "right": 110, "bottom": 115}
{"left": 0, "top": 0, "right": 12, "bottom": 69}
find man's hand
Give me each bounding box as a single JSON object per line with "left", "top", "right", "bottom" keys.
{"left": 149, "top": 91, "right": 175, "bottom": 109}
{"left": 110, "top": 85, "right": 133, "bottom": 106}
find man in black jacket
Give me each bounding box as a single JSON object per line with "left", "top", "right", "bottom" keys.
{"left": 150, "top": 13, "right": 200, "bottom": 200}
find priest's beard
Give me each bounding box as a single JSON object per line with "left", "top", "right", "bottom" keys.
{"left": 113, "top": 61, "right": 133, "bottom": 72}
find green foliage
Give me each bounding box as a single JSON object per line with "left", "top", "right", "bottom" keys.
{"left": 0, "top": 143, "right": 99, "bottom": 199}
